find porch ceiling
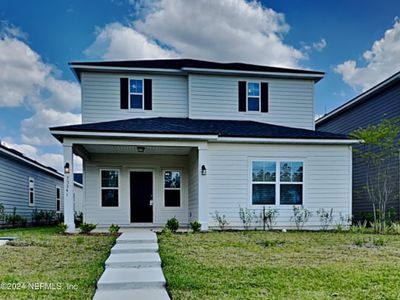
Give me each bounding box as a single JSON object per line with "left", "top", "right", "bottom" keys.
{"left": 81, "top": 144, "right": 192, "bottom": 155}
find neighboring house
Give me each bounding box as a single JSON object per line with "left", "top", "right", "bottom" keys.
{"left": 50, "top": 59, "right": 357, "bottom": 232}
{"left": 316, "top": 71, "right": 400, "bottom": 221}
{"left": 0, "top": 143, "right": 83, "bottom": 221}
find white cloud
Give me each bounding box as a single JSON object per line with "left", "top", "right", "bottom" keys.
{"left": 312, "top": 38, "right": 327, "bottom": 52}
{"left": 0, "top": 27, "right": 80, "bottom": 110}
{"left": 85, "top": 23, "right": 177, "bottom": 60}
{"left": 21, "top": 109, "right": 81, "bottom": 146}
{"left": 86, "top": 0, "right": 306, "bottom": 68}
{"left": 335, "top": 18, "right": 400, "bottom": 91}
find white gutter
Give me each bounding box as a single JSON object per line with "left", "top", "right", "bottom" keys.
{"left": 51, "top": 130, "right": 219, "bottom": 141}
{"left": 181, "top": 67, "right": 324, "bottom": 80}
{"left": 216, "top": 137, "right": 360, "bottom": 145}
{"left": 316, "top": 71, "right": 400, "bottom": 124}
{"left": 50, "top": 130, "right": 358, "bottom": 145}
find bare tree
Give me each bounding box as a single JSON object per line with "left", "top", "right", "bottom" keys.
{"left": 351, "top": 118, "right": 400, "bottom": 233}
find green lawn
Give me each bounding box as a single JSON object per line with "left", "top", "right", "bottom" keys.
{"left": 159, "top": 231, "right": 400, "bottom": 300}
{"left": 0, "top": 226, "right": 116, "bottom": 300}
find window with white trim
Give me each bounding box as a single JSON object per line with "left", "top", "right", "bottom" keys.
{"left": 129, "top": 79, "right": 143, "bottom": 109}
{"left": 28, "top": 177, "right": 35, "bottom": 206}
{"left": 164, "top": 170, "right": 181, "bottom": 207}
{"left": 247, "top": 82, "right": 260, "bottom": 111}
{"left": 56, "top": 186, "right": 61, "bottom": 212}
{"left": 101, "top": 170, "right": 119, "bottom": 207}
{"left": 251, "top": 161, "right": 303, "bottom": 205}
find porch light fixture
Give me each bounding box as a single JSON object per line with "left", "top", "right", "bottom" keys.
{"left": 137, "top": 146, "right": 145, "bottom": 153}
{"left": 201, "top": 165, "right": 207, "bottom": 175}
{"left": 64, "top": 162, "right": 70, "bottom": 174}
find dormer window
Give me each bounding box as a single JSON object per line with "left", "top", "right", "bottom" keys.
{"left": 247, "top": 82, "right": 260, "bottom": 111}
{"left": 129, "top": 79, "right": 143, "bottom": 109}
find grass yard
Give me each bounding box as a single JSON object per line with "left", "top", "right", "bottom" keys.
{"left": 0, "top": 226, "right": 116, "bottom": 300}
{"left": 159, "top": 231, "right": 400, "bottom": 300}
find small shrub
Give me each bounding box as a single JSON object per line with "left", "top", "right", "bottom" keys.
{"left": 5, "top": 207, "right": 27, "bottom": 227}
{"left": 212, "top": 211, "right": 229, "bottom": 230}
{"left": 79, "top": 223, "right": 96, "bottom": 234}
{"left": 190, "top": 221, "right": 202, "bottom": 233}
{"left": 109, "top": 224, "right": 120, "bottom": 234}
{"left": 55, "top": 223, "right": 68, "bottom": 234}
{"left": 373, "top": 237, "right": 385, "bottom": 247}
{"left": 370, "top": 220, "right": 386, "bottom": 234}
{"left": 335, "top": 213, "right": 351, "bottom": 232}
{"left": 56, "top": 212, "right": 64, "bottom": 224}
{"left": 291, "top": 205, "right": 312, "bottom": 230}
{"left": 350, "top": 220, "right": 368, "bottom": 234}
{"left": 260, "top": 207, "right": 279, "bottom": 230}
{"left": 74, "top": 211, "right": 83, "bottom": 227}
{"left": 160, "top": 227, "right": 172, "bottom": 237}
{"left": 317, "top": 208, "right": 334, "bottom": 230}
{"left": 263, "top": 239, "right": 285, "bottom": 247}
{"left": 353, "top": 237, "right": 366, "bottom": 247}
{"left": 165, "top": 217, "right": 179, "bottom": 232}
{"left": 0, "top": 203, "right": 4, "bottom": 221}
{"left": 239, "top": 206, "right": 256, "bottom": 230}
{"left": 388, "top": 223, "right": 400, "bottom": 234}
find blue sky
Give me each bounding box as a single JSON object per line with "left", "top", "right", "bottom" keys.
{"left": 0, "top": 0, "right": 400, "bottom": 171}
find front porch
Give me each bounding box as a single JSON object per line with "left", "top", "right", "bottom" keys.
{"left": 62, "top": 138, "right": 209, "bottom": 232}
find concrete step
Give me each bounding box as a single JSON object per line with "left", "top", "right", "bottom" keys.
{"left": 97, "top": 267, "right": 166, "bottom": 290}
{"left": 105, "top": 252, "right": 161, "bottom": 268}
{"left": 117, "top": 232, "right": 157, "bottom": 244}
{"left": 111, "top": 243, "right": 158, "bottom": 254}
{"left": 93, "top": 288, "right": 170, "bottom": 300}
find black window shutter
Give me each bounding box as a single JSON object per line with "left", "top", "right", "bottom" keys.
{"left": 238, "top": 81, "right": 246, "bottom": 112}
{"left": 261, "top": 82, "right": 269, "bottom": 113}
{"left": 144, "top": 79, "right": 152, "bottom": 110}
{"left": 120, "top": 78, "right": 129, "bottom": 109}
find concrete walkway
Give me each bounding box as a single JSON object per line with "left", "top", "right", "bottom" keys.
{"left": 93, "top": 230, "right": 170, "bottom": 300}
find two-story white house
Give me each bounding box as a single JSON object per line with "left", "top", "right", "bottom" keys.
{"left": 50, "top": 59, "right": 357, "bottom": 232}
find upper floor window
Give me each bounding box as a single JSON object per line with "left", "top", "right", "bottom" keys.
{"left": 129, "top": 79, "right": 143, "bottom": 109}
{"left": 247, "top": 82, "right": 260, "bottom": 111}
{"left": 28, "top": 177, "right": 35, "bottom": 206}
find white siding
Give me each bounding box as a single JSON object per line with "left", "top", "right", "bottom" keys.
{"left": 84, "top": 154, "right": 189, "bottom": 225}
{"left": 188, "top": 149, "right": 199, "bottom": 222}
{"left": 206, "top": 143, "right": 352, "bottom": 229}
{"left": 81, "top": 72, "right": 188, "bottom": 123}
{"left": 189, "top": 74, "right": 315, "bottom": 129}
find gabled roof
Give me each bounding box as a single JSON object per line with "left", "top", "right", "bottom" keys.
{"left": 0, "top": 143, "right": 83, "bottom": 187}
{"left": 316, "top": 70, "right": 400, "bottom": 126}
{"left": 69, "top": 59, "right": 324, "bottom": 82}
{"left": 51, "top": 117, "right": 351, "bottom": 142}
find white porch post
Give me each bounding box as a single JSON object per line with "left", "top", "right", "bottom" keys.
{"left": 198, "top": 146, "right": 209, "bottom": 231}
{"left": 63, "top": 143, "right": 75, "bottom": 233}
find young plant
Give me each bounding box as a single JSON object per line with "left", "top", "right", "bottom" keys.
{"left": 190, "top": 221, "right": 202, "bottom": 233}
{"left": 79, "top": 223, "right": 97, "bottom": 234}
{"left": 317, "top": 208, "right": 334, "bottom": 230}
{"left": 109, "top": 223, "right": 120, "bottom": 234}
{"left": 388, "top": 223, "right": 400, "bottom": 234}
{"left": 290, "top": 205, "right": 312, "bottom": 230}
{"left": 239, "top": 206, "right": 256, "bottom": 230}
{"left": 166, "top": 217, "right": 179, "bottom": 232}
{"left": 335, "top": 213, "right": 351, "bottom": 231}
{"left": 5, "top": 207, "right": 27, "bottom": 227}
{"left": 55, "top": 223, "right": 68, "bottom": 234}
{"left": 212, "top": 211, "right": 229, "bottom": 230}
{"left": 349, "top": 220, "right": 368, "bottom": 234}
{"left": 260, "top": 207, "right": 279, "bottom": 230}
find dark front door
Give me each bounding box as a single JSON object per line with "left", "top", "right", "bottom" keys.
{"left": 130, "top": 171, "right": 153, "bottom": 223}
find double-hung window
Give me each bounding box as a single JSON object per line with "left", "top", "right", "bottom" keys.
{"left": 251, "top": 160, "right": 303, "bottom": 205}
{"left": 56, "top": 186, "right": 61, "bottom": 212}
{"left": 101, "top": 170, "right": 119, "bottom": 207}
{"left": 164, "top": 171, "right": 181, "bottom": 207}
{"left": 129, "top": 79, "right": 143, "bottom": 109}
{"left": 28, "top": 177, "right": 35, "bottom": 206}
{"left": 247, "top": 82, "right": 260, "bottom": 111}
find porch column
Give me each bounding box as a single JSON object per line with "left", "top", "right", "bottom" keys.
{"left": 63, "top": 143, "right": 75, "bottom": 233}
{"left": 198, "top": 146, "right": 208, "bottom": 231}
